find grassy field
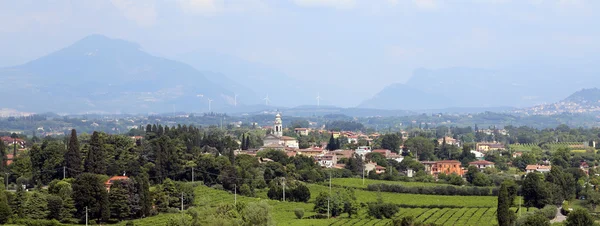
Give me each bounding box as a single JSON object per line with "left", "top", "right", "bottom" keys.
{"left": 92, "top": 182, "right": 500, "bottom": 226}
{"left": 306, "top": 183, "right": 497, "bottom": 207}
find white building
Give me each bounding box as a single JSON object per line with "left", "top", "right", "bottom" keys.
{"left": 355, "top": 146, "right": 371, "bottom": 156}
{"left": 262, "top": 113, "right": 299, "bottom": 149}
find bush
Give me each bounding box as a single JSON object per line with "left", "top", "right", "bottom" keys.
{"left": 14, "top": 219, "right": 64, "bottom": 226}
{"left": 537, "top": 205, "right": 557, "bottom": 219}
{"left": 294, "top": 208, "right": 304, "bottom": 219}
{"left": 368, "top": 202, "right": 399, "bottom": 219}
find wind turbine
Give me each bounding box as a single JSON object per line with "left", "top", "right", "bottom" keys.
{"left": 207, "top": 98, "right": 213, "bottom": 112}
{"left": 263, "top": 94, "right": 270, "bottom": 106}
{"left": 316, "top": 93, "right": 321, "bottom": 107}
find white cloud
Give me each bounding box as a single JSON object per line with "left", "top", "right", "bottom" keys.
{"left": 413, "top": 0, "right": 439, "bottom": 10}
{"left": 110, "top": 0, "right": 157, "bottom": 27}
{"left": 177, "top": 0, "right": 222, "bottom": 15}
{"left": 176, "top": 0, "right": 269, "bottom": 15}
{"left": 292, "top": 0, "right": 356, "bottom": 9}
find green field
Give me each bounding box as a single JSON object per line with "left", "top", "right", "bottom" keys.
{"left": 307, "top": 183, "right": 497, "bottom": 207}
{"left": 111, "top": 183, "right": 499, "bottom": 225}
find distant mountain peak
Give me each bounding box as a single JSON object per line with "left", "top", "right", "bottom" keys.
{"left": 564, "top": 88, "right": 600, "bottom": 103}
{"left": 72, "top": 34, "right": 140, "bottom": 50}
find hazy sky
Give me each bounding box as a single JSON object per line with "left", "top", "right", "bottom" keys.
{"left": 1, "top": 0, "right": 599, "bottom": 106}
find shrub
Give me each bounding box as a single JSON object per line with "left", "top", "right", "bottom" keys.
{"left": 537, "top": 205, "right": 557, "bottom": 219}
{"left": 367, "top": 202, "right": 399, "bottom": 219}
{"left": 294, "top": 208, "right": 304, "bottom": 219}
{"left": 14, "top": 219, "right": 63, "bottom": 226}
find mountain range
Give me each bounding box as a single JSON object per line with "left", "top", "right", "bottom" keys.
{"left": 515, "top": 88, "right": 600, "bottom": 115}
{"left": 0, "top": 35, "right": 238, "bottom": 114}
{"left": 2, "top": 34, "right": 600, "bottom": 115}
{"left": 360, "top": 66, "right": 600, "bottom": 110}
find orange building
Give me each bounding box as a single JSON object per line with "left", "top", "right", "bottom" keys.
{"left": 421, "top": 160, "right": 464, "bottom": 176}
{"left": 434, "top": 160, "right": 464, "bottom": 176}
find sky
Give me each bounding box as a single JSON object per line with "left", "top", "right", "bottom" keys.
{"left": 1, "top": 0, "right": 599, "bottom": 107}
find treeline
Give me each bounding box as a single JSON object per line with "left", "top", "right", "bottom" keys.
{"left": 367, "top": 183, "right": 498, "bottom": 196}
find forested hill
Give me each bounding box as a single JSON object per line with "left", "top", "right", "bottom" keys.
{"left": 0, "top": 35, "right": 235, "bottom": 114}
{"left": 564, "top": 88, "right": 600, "bottom": 105}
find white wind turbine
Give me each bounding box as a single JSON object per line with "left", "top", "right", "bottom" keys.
{"left": 316, "top": 93, "right": 321, "bottom": 107}
{"left": 263, "top": 94, "right": 270, "bottom": 106}
{"left": 207, "top": 98, "right": 213, "bottom": 112}
{"left": 234, "top": 93, "right": 239, "bottom": 107}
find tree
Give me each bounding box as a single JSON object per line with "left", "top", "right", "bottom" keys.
{"left": 497, "top": 181, "right": 516, "bottom": 226}
{"left": 133, "top": 173, "right": 152, "bottom": 218}
{"left": 326, "top": 134, "right": 337, "bottom": 151}
{"left": 109, "top": 180, "right": 134, "bottom": 220}
{"left": 0, "top": 141, "right": 6, "bottom": 172}
{"left": 520, "top": 213, "right": 550, "bottom": 226}
{"left": 10, "top": 132, "right": 18, "bottom": 157}
{"left": 65, "top": 129, "right": 83, "bottom": 177}
{"left": 404, "top": 137, "right": 435, "bottom": 161}
{"left": 47, "top": 195, "right": 64, "bottom": 221}
{"left": 381, "top": 133, "right": 402, "bottom": 154}
{"left": 241, "top": 200, "right": 274, "bottom": 226}
{"left": 565, "top": 208, "right": 594, "bottom": 226}
{"left": 522, "top": 173, "right": 551, "bottom": 209}
{"left": 73, "top": 173, "right": 110, "bottom": 222}
{"left": 24, "top": 192, "right": 49, "bottom": 219}
{"left": 84, "top": 132, "right": 107, "bottom": 174}
{"left": 0, "top": 183, "right": 11, "bottom": 224}
{"left": 472, "top": 173, "right": 492, "bottom": 187}
{"left": 465, "top": 166, "right": 479, "bottom": 184}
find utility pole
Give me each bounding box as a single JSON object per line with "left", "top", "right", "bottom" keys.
{"left": 181, "top": 192, "right": 184, "bottom": 211}
{"left": 234, "top": 184, "right": 237, "bottom": 206}
{"left": 327, "top": 171, "right": 331, "bottom": 219}
{"left": 4, "top": 173, "right": 9, "bottom": 190}
{"left": 362, "top": 164, "right": 365, "bottom": 185}
{"left": 282, "top": 178, "right": 286, "bottom": 202}
{"left": 85, "top": 206, "right": 88, "bottom": 226}
{"left": 63, "top": 166, "right": 66, "bottom": 179}
{"left": 191, "top": 167, "right": 194, "bottom": 183}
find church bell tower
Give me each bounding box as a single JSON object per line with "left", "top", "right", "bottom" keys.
{"left": 273, "top": 113, "right": 283, "bottom": 137}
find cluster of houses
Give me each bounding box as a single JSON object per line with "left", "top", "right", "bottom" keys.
{"left": 236, "top": 114, "right": 597, "bottom": 179}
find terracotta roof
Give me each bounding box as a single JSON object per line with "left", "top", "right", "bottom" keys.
{"left": 286, "top": 151, "right": 297, "bottom": 157}
{"left": 436, "top": 160, "right": 461, "bottom": 164}
{"left": 375, "top": 165, "right": 386, "bottom": 170}
{"left": 469, "top": 160, "right": 495, "bottom": 165}
{"left": 294, "top": 128, "right": 308, "bottom": 131}
{"left": 105, "top": 176, "right": 129, "bottom": 185}
{"left": 526, "top": 165, "right": 551, "bottom": 170}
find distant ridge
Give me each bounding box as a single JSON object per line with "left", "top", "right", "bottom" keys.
{"left": 0, "top": 34, "right": 239, "bottom": 113}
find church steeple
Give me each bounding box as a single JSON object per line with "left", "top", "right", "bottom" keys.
{"left": 273, "top": 113, "right": 283, "bottom": 137}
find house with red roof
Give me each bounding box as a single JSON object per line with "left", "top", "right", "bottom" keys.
{"left": 469, "top": 160, "right": 495, "bottom": 170}
{"left": 105, "top": 175, "right": 130, "bottom": 191}
{"left": 525, "top": 165, "right": 551, "bottom": 173}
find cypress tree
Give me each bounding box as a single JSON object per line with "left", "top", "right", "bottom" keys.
{"left": 137, "top": 173, "right": 152, "bottom": 217}
{"left": 65, "top": 129, "right": 82, "bottom": 177}
{"left": 241, "top": 134, "right": 246, "bottom": 150}
{"left": 326, "top": 134, "right": 336, "bottom": 151}
{"left": 0, "top": 141, "right": 6, "bottom": 172}
{"left": 245, "top": 135, "right": 251, "bottom": 150}
{"left": 84, "top": 132, "right": 106, "bottom": 174}
{"left": 10, "top": 133, "right": 17, "bottom": 158}
{"left": 0, "top": 184, "right": 10, "bottom": 224}
{"left": 497, "top": 181, "right": 515, "bottom": 226}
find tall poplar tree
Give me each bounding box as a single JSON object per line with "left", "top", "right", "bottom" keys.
{"left": 65, "top": 129, "right": 82, "bottom": 177}
{"left": 497, "top": 181, "right": 516, "bottom": 226}
{"left": 0, "top": 141, "right": 6, "bottom": 172}
{"left": 84, "top": 132, "right": 106, "bottom": 174}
